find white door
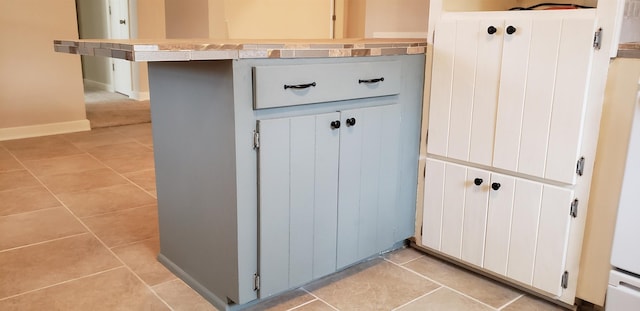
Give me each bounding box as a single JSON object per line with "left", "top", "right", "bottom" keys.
{"left": 109, "top": 0, "right": 132, "bottom": 97}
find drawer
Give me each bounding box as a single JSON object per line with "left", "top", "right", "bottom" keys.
{"left": 253, "top": 61, "right": 401, "bottom": 109}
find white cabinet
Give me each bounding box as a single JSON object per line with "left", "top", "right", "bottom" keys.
{"left": 258, "top": 104, "right": 403, "bottom": 297}
{"left": 423, "top": 159, "right": 574, "bottom": 296}
{"left": 420, "top": 9, "right": 605, "bottom": 305}
{"left": 427, "top": 13, "right": 595, "bottom": 184}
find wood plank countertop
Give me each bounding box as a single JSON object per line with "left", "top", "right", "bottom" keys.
{"left": 53, "top": 38, "right": 427, "bottom": 62}
{"left": 618, "top": 42, "right": 640, "bottom": 59}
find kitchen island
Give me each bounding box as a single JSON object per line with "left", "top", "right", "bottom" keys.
{"left": 55, "top": 39, "right": 427, "bottom": 310}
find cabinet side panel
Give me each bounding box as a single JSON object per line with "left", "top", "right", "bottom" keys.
{"left": 427, "top": 20, "right": 456, "bottom": 157}
{"left": 149, "top": 61, "right": 241, "bottom": 302}
{"left": 533, "top": 185, "right": 573, "bottom": 296}
{"left": 441, "top": 163, "right": 466, "bottom": 258}
{"left": 288, "top": 116, "right": 316, "bottom": 288}
{"left": 422, "top": 159, "right": 446, "bottom": 250}
{"left": 493, "top": 18, "right": 532, "bottom": 172}
{"left": 469, "top": 19, "right": 503, "bottom": 167}
{"left": 447, "top": 19, "right": 479, "bottom": 162}
{"left": 484, "top": 174, "right": 516, "bottom": 275}
{"left": 258, "top": 118, "right": 291, "bottom": 298}
{"left": 545, "top": 17, "right": 595, "bottom": 185}
{"left": 376, "top": 105, "right": 401, "bottom": 251}
{"left": 517, "top": 18, "right": 562, "bottom": 178}
{"left": 313, "top": 113, "right": 340, "bottom": 279}
{"left": 461, "top": 168, "right": 490, "bottom": 267}
{"left": 507, "top": 179, "right": 543, "bottom": 285}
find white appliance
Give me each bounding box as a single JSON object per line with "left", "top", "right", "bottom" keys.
{"left": 607, "top": 77, "right": 640, "bottom": 309}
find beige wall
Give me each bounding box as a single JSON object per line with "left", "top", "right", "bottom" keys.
{"left": 165, "top": 0, "right": 209, "bottom": 38}
{"left": 577, "top": 58, "right": 640, "bottom": 306}
{"left": 345, "top": 0, "right": 366, "bottom": 37}
{"left": 364, "top": 0, "right": 429, "bottom": 37}
{"left": 77, "top": 0, "right": 111, "bottom": 86}
{"left": 224, "top": 0, "right": 332, "bottom": 39}
{"left": 134, "top": 0, "right": 166, "bottom": 94}
{"left": 0, "top": 0, "right": 86, "bottom": 132}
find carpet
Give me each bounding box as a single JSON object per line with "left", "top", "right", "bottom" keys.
{"left": 86, "top": 100, "right": 151, "bottom": 129}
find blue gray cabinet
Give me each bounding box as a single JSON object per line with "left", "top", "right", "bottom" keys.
{"left": 148, "top": 54, "right": 425, "bottom": 310}
{"left": 258, "top": 104, "right": 401, "bottom": 297}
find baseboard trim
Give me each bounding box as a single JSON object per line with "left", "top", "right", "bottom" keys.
{"left": 130, "top": 91, "right": 150, "bottom": 101}
{"left": 83, "top": 79, "right": 114, "bottom": 92}
{"left": 0, "top": 119, "right": 91, "bottom": 141}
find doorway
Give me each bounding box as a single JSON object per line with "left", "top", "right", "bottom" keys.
{"left": 76, "top": 0, "right": 133, "bottom": 100}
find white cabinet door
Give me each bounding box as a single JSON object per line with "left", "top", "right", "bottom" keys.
{"left": 461, "top": 168, "right": 490, "bottom": 266}
{"left": 422, "top": 160, "right": 574, "bottom": 296}
{"left": 258, "top": 112, "right": 340, "bottom": 297}
{"left": 483, "top": 173, "right": 516, "bottom": 275}
{"left": 427, "top": 18, "right": 502, "bottom": 164}
{"left": 532, "top": 185, "right": 574, "bottom": 296}
{"left": 337, "top": 104, "right": 401, "bottom": 268}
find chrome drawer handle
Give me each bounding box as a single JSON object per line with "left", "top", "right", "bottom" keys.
{"left": 358, "top": 77, "right": 384, "bottom": 84}
{"left": 284, "top": 82, "right": 316, "bottom": 90}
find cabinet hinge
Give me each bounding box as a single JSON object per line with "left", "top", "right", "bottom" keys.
{"left": 570, "top": 199, "right": 579, "bottom": 218}
{"left": 423, "top": 165, "right": 426, "bottom": 178}
{"left": 420, "top": 225, "right": 423, "bottom": 236}
{"left": 593, "top": 28, "right": 603, "bottom": 50}
{"left": 253, "top": 273, "right": 260, "bottom": 291}
{"left": 576, "top": 157, "right": 585, "bottom": 176}
{"left": 561, "top": 271, "right": 569, "bottom": 289}
{"left": 253, "top": 131, "right": 260, "bottom": 150}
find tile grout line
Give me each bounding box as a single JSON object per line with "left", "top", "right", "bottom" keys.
{"left": 5, "top": 149, "right": 176, "bottom": 311}
{"left": 284, "top": 298, "right": 319, "bottom": 311}
{"left": 383, "top": 257, "right": 501, "bottom": 310}
{"left": 496, "top": 293, "right": 525, "bottom": 310}
{"left": 0, "top": 266, "right": 124, "bottom": 302}
{"left": 301, "top": 288, "right": 340, "bottom": 311}
{"left": 390, "top": 286, "right": 444, "bottom": 311}
{"left": 0, "top": 204, "right": 67, "bottom": 219}
{"left": 0, "top": 232, "right": 90, "bottom": 254}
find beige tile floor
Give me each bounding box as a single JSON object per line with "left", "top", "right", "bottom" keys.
{"left": 0, "top": 123, "right": 570, "bottom": 310}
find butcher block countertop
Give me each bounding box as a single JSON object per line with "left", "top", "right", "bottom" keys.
{"left": 53, "top": 38, "right": 427, "bottom": 62}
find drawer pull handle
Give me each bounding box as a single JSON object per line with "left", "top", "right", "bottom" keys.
{"left": 330, "top": 120, "right": 341, "bottom": 129}
{"left": 491, "top": 182, "right": 501, "bottom": 191}
{"left": 506, "top": 25, "right": 517, "bottom": 35}
{"left": 474, "top": 178, "right": 483, "bottom": 186}
{"left": 284, "top": 82, "right": 316, "bottom": 90}
{"left": 487, "top": 26, "right": 497, "bottom": 35}
{"left": 358, "top": 77, "right": 384, "bottom": 84}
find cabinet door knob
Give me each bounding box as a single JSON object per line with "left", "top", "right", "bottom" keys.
{"left": 474, "top": 178, "right": 483, "bottom": 186}
{"left": 491, "top": 182, "right": 501, "bottom": 191}
{"left": 487, "top": 26, "right": 497, "bottom": 35}
{"left": 346, "top": 118, "right": 356, "bottom": 127}
{"left": 506, "top": 25, "right": 517, "bottom": 35}
{"left": 330, "top": 120, "right": 341, "bottom": 129}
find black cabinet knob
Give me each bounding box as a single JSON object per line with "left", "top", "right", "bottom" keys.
{"left": 474, "top": 178, "right": 483, "bottom": 186}
{"left": 506, "top": 25, "right": 517, "bottom": 35}
{"left": 346, "top": 118, "right": 356, "bottom": 127}
{"left": 491, "top": 182, "right": 501, "bottom": 191}
{"left": 330, "top": 120, "right": 341, "bottom": 129}
{"left": 487, "top": 26, "right": 497, "bottom": 35}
